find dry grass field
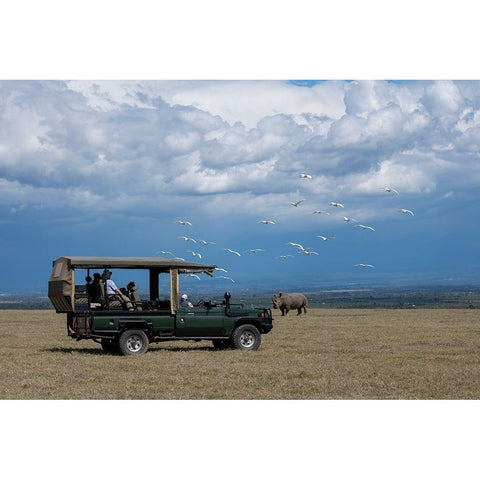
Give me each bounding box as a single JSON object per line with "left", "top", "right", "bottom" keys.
{"left": 2, "top": 308, "right": 480, "bottom": 399}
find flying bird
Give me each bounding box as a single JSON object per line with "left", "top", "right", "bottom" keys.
{"left": 312, "top": 210, "right": 330, "bottom": 215}
{"left": 343, "top": 216, "right": 357, "bottom": 222}
{"left": 355, "top": 224, "right": 375, "bottom": 231}
{"left": 301, "top": 250, "right": 319, "bottom": 256}
{"left": 317, "top": 235, "right": 335, "bottom": 241}
{"left": 173, "top": 257, "right": 185, "bottom": 261}
{"left": 199, "top": 239, "right": 216, "bottom": 245}
{"left": 224, "top": 248, "right": 241, "bottom": 256}
{"left": 379, "top": 187, "right": 399, "bottom": 195}
{"left": 178, "top": 236, "right": 197, "bottom": 243}
{"left": 187, "top": 250, "right": 202, "bottom": 259}
{"left": 290, "top": 199, "right": 306, "bottom": 207}
{"left": 287, "top": 242, "right": 305, "bottom": 250}
{"left": 330, "top": 202, "right": 344, "bottom": 208}
{"left": 218, "top": 276, "right": 235, "bottom": 282}
{"left": 258, "top": 220, "right": 275, "bottom": 225}
{"left": 298, "top": 173, "right": 312, "bottom": 179}
{"left": 244, "top": 249, "right": 265, "bottom": 253}
{"left": 277, "top": 255, "right": 294, "bottom": 259}
{"left": 214, "top": 267, "right": 228, "bottom": 273}
{"left": 175, "top": 220, "right": 192, "bottom": 226}
{"left": 156, "top": 250, "right": 172, "bottom": 256}
{"left": 355, "top": 263, "right": 375, "bottom": 268}
{"left": 185, "top": 274, "right": 201, "bottom": 280}
{"left": 398, "top": 209, "right": 414, "bottom": 216}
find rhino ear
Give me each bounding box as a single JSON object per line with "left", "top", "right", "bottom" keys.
{"left": 278, "top": 292, "right": 283, "bottom": 297}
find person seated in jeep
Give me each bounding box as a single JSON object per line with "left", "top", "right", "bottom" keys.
{"left": 104, "top": 270, "right": 134, "bottom": 311}
{"left": 180, "top": 293, "right": 193, "bottom": 308}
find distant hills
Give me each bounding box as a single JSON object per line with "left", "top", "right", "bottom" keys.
{"left": 1, "top": 285, "right": 479, "bottom": 309}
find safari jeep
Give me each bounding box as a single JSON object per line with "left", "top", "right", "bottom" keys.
{"left": 48, "top": 256, "right": 274, "bottom": 355}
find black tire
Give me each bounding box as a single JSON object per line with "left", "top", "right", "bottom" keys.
{"left": 118, "top": 329, "right": 149, "bottom": 356}
{"left": 212, "top": 339, "right": 232, "bottom": 349}
{"left": 231, "top": 324, "right": 261, "bottom": 351}
{"left": 101, "top": 338, "right": 117, "bottom": 353}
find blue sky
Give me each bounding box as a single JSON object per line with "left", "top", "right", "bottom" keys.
{"left": 1, "top": 80, "right": 479, "bottom": 291}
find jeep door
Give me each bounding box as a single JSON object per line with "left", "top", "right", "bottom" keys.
{"left": 175, "top": 306, "right": 226, "bottom": 337}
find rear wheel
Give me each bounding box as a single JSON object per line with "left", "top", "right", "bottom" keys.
{"left": 231, "top": 324, "right": 261, "bottom": 351}
{"left": 118, "top": 329, "right": 149, "bottom": 356}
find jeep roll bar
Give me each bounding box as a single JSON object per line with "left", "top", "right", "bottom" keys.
{"left": 48, "top": 256, "right": 217, "bottom": 314}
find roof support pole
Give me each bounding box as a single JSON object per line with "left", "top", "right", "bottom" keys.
{"left": 170, "top": 268, "right": 179, "bottom": 314}
{"left": 149, "top": 268, "right": 160, "bottom": 302}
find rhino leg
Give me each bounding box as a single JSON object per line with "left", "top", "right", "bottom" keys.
{"left": 280, "top": 306, "right": 286, "bottom": 316}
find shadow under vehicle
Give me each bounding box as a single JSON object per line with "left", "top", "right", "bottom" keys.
{"left": 48, "top": 256, "right": 273, "bottom": 355}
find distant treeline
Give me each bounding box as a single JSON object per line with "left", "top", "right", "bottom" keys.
{"left": 2, "top": 288, "right": 480, "bottom": 309}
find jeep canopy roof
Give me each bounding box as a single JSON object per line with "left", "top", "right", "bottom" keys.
{"left": 48, "top": 256, "right": 217, "bottom": 313}
{"left": 52, "top": 256, "right": 217, "bottom": 273}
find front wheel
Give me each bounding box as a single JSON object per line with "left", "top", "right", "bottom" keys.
{"left": 231, "top": 324, "right": 261, "bottom": 351}
{"left": 118, "top": 329, "right": 149, "bottom": 356}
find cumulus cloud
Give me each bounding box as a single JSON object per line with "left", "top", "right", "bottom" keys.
{"left": 1, "top": 79, "right": 480, "bottom": 228}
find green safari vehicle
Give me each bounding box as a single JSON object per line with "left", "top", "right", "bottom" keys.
{"left": 48, "top": 256, "right": 274, "bottom": 355}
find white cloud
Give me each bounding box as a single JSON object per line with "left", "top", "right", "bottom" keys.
{"left": 1, "top": 79, "right": 480, "bottom": 228}
{"left": 66, "top": 80, "right": 347, "bottom": 129}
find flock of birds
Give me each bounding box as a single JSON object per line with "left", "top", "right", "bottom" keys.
{"left": 156, "top": 174, "right": 416, "bottom": 283}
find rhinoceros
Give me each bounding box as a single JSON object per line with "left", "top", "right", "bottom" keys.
{"left": 272, "top": 292, "right": 308, "bottom": 316}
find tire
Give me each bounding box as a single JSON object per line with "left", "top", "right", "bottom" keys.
{"left": 101, "top": 338, "right": 117, "bottom": 353}
{"left": 231, "top": 324, "right": 261, "bottom": 351}
{"left": 118, "top": 329, "right": 149, "bottom": 356}
{"left": 212, "top": 339, "right": 232, "bottom": 349}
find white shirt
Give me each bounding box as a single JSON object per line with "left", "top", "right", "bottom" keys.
{"left": 106, "top": 279, "right": 118, "bottom": 295}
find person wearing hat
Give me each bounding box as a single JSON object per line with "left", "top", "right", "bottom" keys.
{"left": 180, "top": 293, "right": 193, "bottom": 308}
{"left": 103, "top": 270, "right": 134, "bottom": 311}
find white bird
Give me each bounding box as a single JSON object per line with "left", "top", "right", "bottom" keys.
{"left": 218, "top": 276, "right": 235, "bottom": 282}
{"left": 186, "top": 274, "right": 201, "bottom": 280}
{"left": 343, "top": 216, "right": 357, "bottom": 222}
{"left": 355, "top": 263, "right": 375, "bottom": 268}
{"left": 287, "top": 242, "right": 306, "bottom": 251}
{"left": 355, "top": 224, "right": 375, "bottom": 231}
{"left": 380, "top": 187, "right": 399, "bottom": 195}
{"left": 187, "top": 250, "right": 202, "bottom": 259}
{"left": 225, "top": 248, "right": 241, "bottom": 256}
{"left": 290, "top": 199, "right": 305, "bottom": 207}
{"left": 178, "top": 236, "right": 197, "bottom": 243}
{"left": 301, "top": 250, "right": 319, "bottom": 256}
{"left": 199, "top": 239, "right": 216, "bottom": 245}
{"left": 214, "top": 267, "right": 228, "bottom": 273}
{"left": 312, "top": 210, "right": 330, "bottom": 215}
{"left": 173, "top": 257, "right": 185, "bottom": 261}
{"left": 277, "top": 255, "right": 294, "bottom": 259}
{"left": 156, "top": 250, "right": 172, "bottom": 256}
{"left": 298, "top": 173, "right": 312, "bottom": 179}
{"left": 330, "top": 202, "right": 344, "bottom": 208}
{"left": 317, "top": 235, "right": 336, "bottom": 241}
{"left": 398, "top": 209, "right": 414, "bottom": 216}
{"left": 244, "top": 249, "right": 265, "bottom": 253}
{"left": 258, "top": 220, "right": 275, "bottom": 225}
{"left": 175, "top": 220, "right": 192, "bottom": 226}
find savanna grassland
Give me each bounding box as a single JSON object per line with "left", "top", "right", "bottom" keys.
{"left": 2, "top": 308, "right": 480, "bottom": 399}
